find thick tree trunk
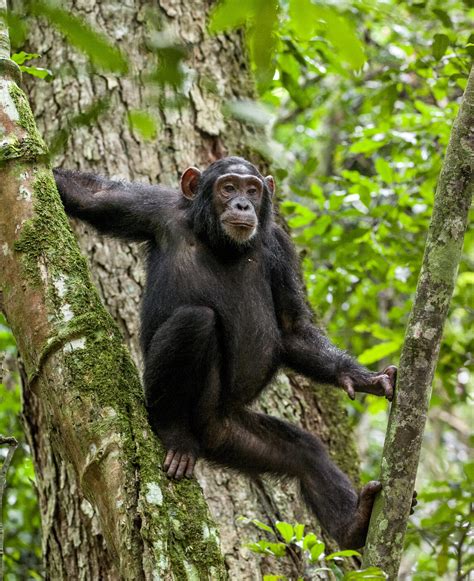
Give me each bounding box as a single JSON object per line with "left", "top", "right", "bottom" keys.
{"left": 22, "top": 0, "right": 360, "bottom": 577}
{"left": 0, "top": 10, "right": 225, "bottom": 580}
{"left": 363, "top": 66, "right": 473, "bottom": 578}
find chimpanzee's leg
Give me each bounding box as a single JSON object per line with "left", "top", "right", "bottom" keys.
{"left": 144, "top": 306, "right": 218, "bottom": 479}
{"left": 198, "top": 404, "right": 379, "bottom": 549}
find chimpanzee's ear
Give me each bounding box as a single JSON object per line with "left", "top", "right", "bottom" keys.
{"left": 180, "top": 167, "right": 201, "bottom": 200}
{"left": 265, "top": 175, "right": 275, "bottom": 196}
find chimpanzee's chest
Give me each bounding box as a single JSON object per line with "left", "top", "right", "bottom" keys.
{"left": 144, "top": 239, "right": 281, "bottom": 398}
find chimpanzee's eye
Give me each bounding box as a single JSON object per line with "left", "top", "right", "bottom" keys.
{"left": 247, "top": 187, "right": 257, "bottom": 195}
{"left": 223, "top": 184, "right": 235, "bottom": 194}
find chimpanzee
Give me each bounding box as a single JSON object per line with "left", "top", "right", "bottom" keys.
{"left": 54, "top": 157, "right": 398, "bottom": 549}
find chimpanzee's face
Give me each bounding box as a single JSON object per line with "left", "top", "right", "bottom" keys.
{"left": 213, "top": 171, "right": 264, "bottom": 244}
{"left": 180, "top": 159, "right": 275, "bottom": 248}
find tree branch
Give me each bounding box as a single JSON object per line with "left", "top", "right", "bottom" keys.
{"left": 362, "top": 66, "right": 474, "bottom": 577}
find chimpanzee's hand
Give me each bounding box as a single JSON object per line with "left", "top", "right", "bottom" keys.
{"left": 338, "top": 365, "right": 397, "bottom": 401}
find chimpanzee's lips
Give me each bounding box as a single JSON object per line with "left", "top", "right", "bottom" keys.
{"left": 226, "top": 220, "right": 255, "bottom": 228}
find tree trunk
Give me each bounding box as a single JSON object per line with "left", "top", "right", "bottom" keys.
{"left": 0, "top": 9, "right": 225, "bottom": 580}
{"left": 362, "top": 66, "right": 473, "bottom": 578}
{"left": 22, "top": 0, "right": 360, "bottom": 578}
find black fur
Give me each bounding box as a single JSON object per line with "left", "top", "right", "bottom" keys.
{"left": 54, "top": 157, "right": 391, "bottom": 548}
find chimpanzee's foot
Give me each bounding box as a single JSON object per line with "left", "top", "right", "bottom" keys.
{"left": 163, "top": 449, "right": 197, "bottom": 480}
{"left": 340, "top": 480, "right": 382, "bottom": 549}
{"left": 156, "top": 425, "right": 200, "bottom": 480}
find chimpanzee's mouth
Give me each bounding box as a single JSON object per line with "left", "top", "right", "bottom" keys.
{"left": 226, "top": 221, "right": 255, "bottom": 228}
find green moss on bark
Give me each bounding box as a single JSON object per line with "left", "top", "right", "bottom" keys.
{"left": 0, "top": 83, "right": 47, "bottom": 161}
{"left": 13, "top": 165, "right": 226, "bottom": 578}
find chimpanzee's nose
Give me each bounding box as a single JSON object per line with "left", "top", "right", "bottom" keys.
{"left": 234, "top": 197, "right": 251, "bottom": 211}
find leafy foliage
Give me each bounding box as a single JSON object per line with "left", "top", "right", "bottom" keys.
{"left": 0, "top": 316, "right": 42, "bottom": 579}
{"left": 239, "top": 516, "right": 387, "bottom": 580}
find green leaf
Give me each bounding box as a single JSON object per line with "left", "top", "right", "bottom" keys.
{"left": 432, "top": 34, "right": 449, "bottom": 60}
{"left": 432, "top": 9, "right": 452, "bottom": 28}
{"left": 209, "top": 0, "right": 278, "bottom": 90}
{"left": 19, "top": 65, "right": 53, "bottom": 80}
{"left": 375, "top": 158, "right": 394, "bottom": 184}
{"left": 32, "top": 1, "right": 127, "bottom": 73}
{"left": 288, "top": 0, "right": 319, "bottom": 41}
{"left": 208, "top": 0, "right": 255, "bottom": 32}
{"left": 289, "top": 1, "right": 365, "bottom": 69}
{"left": 350, "top": 139, "right": 385, "bottom": 155}
{"left": 314, "top": 6, "right": 365, "bottom": 70}
{"left": 128, "top": 110, "right": 158, "bottom": 141}
{"left": 358, "top": 341, "right": 401, "bottom": 365}
{"left": 344, "top": 567, "right": 387, "bottom": 579}
{"left": 276, "top": 521, "right": 294, "bottom": 543}
{"left": 294, "top": 523, "right": 305, "bottom": 541}
{"left": 11, "top": 51, "right": 40, "bottom": 65}
{"left": 326, "top": 549, "right": 361, "bottom": 560}
{"left": 309, "top": 540, "right": 325, "bottom": 561}
{"left": 457, "top": 272, "right": 474, "bottom": 288}
{"left": 302, "top": 532, "right": 320, "bottom": 550}
{"left": 250, "top": 519, "right": 274, "bottom": 534}
{"left": 464, "top": 461, "right": 474, "bottom": 481}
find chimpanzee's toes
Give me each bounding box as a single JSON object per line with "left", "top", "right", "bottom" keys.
{"left": 339, "top": 481, "right": 382, "bottom": 549}
{"left": 360, "top": 480, "right": 382, "bottom": 501}
{"left": 163, "top": 450, "right": 196, "bottom": 480}
{"left": 410, "top": 490, "right": 418, "bottom": 515}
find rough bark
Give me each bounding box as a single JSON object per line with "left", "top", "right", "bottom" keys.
{"left": 0, "top": 12, "right": 225, "bottom": 580}
{"left": 362, "top": 66, "right": 474, "bottom": 578}
{"left": 20, "top": 0, "right": 360, "bottom": 578}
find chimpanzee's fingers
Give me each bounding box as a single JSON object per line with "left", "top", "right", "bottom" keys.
{"left": 383, "top": 365, "right": 397, "bottom": 388}
{"left": 341, "top": 376, "right": 355, "bottom": 400}
{"left": 175, "top": 454, "right": 189, "bottom": 480}
{"left": 372, "top": 373, "right": 393, "bottom": 401}
{"left": 185, "top": 456, "right": 196, "bottom": 478}
{"left": 164, "top": 450, "right": 175, "bottom": 471}
{"left": 167, "top": 452, "right": 182, "bottom": 478}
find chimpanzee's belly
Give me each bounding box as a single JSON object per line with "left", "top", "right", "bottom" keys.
{"left": 218, "top": 294, "right": 281, "bottom": 406}
{"left": 143, "top": 241, "right": 281, "bottom": 403}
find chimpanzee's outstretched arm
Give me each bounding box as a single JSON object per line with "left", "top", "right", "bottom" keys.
{"left": 54, "top": 168, "right": 176, "bottom": 242}
{"left": 271, "top": 226, "right": 395, "bottom": 399}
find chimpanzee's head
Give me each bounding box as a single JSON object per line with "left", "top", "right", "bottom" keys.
{"left": 180, "top": 157, "right": 275, "bottom": 252}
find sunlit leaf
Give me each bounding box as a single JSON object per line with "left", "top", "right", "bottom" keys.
{"left": 208, "top": 0, "right": 255, "bottom": 32}
{"left": 358, "top": 341, "right": 401, "bottom": 365}
{"left": 128, "top": 110, "right": 158, "bottom": 141}
{"left": 276, "top": 521, "right": 294, "bottom": 543}
{"left": 11, "top": 51, "right": 40, "bottom": 65}
{"left": 375, "top": 158, "right": 394, "bottom": 184}
{"left": 19, "top": 65, "right": 53, "bottom": 81}
{"left": 344, "top": 567, "right": 387, "bottom": 579}
{"left": 326, "top": 549, "right": 361, "bottom": 560}
{"left": 309, "top": 540, "right": 325, "bottom": 561}
{"left": 432, "top": 33, "right": 449, "bottom": 60}
{"left": 302, "top": 532, "right": 320, "bottom": 550}
{"left": 294, "top": 523, "right": 305, "bottom": 541}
